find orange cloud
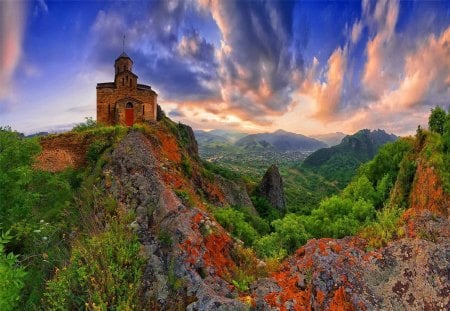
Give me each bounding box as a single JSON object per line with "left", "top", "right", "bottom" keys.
{"left": 301, "top": 47, "right": 348, "bottom": 122}
{"left": 0, "top": 0, "right": 26, "bottom": 100}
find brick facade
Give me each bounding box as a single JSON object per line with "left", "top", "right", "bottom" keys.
{"left": 96, "top": 53, "right": 157, "bottom": 126}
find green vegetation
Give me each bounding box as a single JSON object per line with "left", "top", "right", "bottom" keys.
{"left": 44, "top": 217, "right": 144, "bottom": 310}
{"left": 215, "top": 108, "right": 450, "bottom": 259}
{"left": 0, "top": 125, "right": 145, "bottom": 309}
{"left": 428, "top": 106, "right": 447, "bottom": 135}
{"left": 213, "top": 208, "right": 260, "bottom": 245}
{"left": 0, "top": 230, "right": 27, "bottom": 311}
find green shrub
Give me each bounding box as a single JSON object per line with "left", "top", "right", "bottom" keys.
{"left": 0, "top": 230, "right": 27, "bottom": 311}
{"left": 72, "top": 117, "right": 98, "bottom": 132}
{"left": 44, "top": 220, "right": 144, "bottom": 310}
{"left": 271, "top": 214, "right": 310, "bottom": 253}
{"left": 428, "top": 106, "right": 447, "bottom": 135}
{"left": 181, "top": 156, "right": 193, "bottom": 177}
{"left": 213, "top": 208, "right": 259, "bottom": 246}
{"left": 174, "top": 189, "right": 194, "bottom": 207}
{"left": 254, "top": 233, "right": 287, "bottom": 259}
{"left": 360, "top": 205, "right": 403, "bottom": 249}
{"left": 86, "top": 139, "right": 110, "bottom": 164}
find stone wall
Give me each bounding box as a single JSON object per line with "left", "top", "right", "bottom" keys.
{"left": 97, "top": 82, "right": 157, "bottom": 126}
{"left": 34, "top": 133, "right": 93, "bottom": 172}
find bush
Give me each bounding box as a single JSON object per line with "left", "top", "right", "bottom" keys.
{"left": 0, "top": 230, "right": 27, "bottom": 311}
{"left": 44, "top": 220, "right": 144, "bottom": 310}
{"left": 86, "top": 139, "right": 110, "bottom": 164}
{"left": 428, "top": 106, "right": 447, "bottom": 135}
{"left": 359, "top": 205, "right": 403, "bottom": 249}
{"left": 254, "top": 233, "right": 287, "bottom": 259}
{"left": 213, "top": 208, "right": 259, "bottom": 246}
{"left": 72, "top": 117, "right": 98, "bottom": 132}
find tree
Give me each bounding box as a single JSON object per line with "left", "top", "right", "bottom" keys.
{"left": 428, "top": 106, "right": 447, "bottom": 135}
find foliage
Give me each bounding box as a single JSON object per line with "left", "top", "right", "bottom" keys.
{"left": 233, "top": 205, "right": 271, "bottom": 236}
{"left": 0, "top": 128, "right": 80, "bottom": 307}
{"left": 213, "top": 208, "right": 259, "bottom": 246}
{"left": 251, "top": 195, "right": 281, "bottom": 223}
{"left": 44, "top": 218, "right": 144, "bottom": 310}
{"left": 254, "top": 233, "right": 287, "bottom": 259}
{"left": 271, "top": 214, "right": 310, "bottom": 253}
{"left": 72, "top": 117, "right": 98, "bottom": 132}
{"left": 181, "top": 155, "right": 193, "bottom": 177}
{"left": 0, "top": 230, "right": 27, "bottom": 311}
{"left": 0, "top": 127, "right": 41, "bottom": 226}
{"left": 86, "top": 139, "right": 111, "bottom": 164}
{"left": 359, "top": 205, "right": 404, "bottom": 249}
{"left": 428, "top": 106, "right": 447, "bottom": 135}
{"left": 202, "top": 160, "right": 242, "bottom": 181}
{"left": 174, "top": 189, "right": 194, "bottom": 208}
{"left": 254, "top": 214, "right": 309, "bottom": 259}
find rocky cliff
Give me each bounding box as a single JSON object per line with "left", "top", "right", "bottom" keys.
{"left": 257, "top": 164, "right": 286, "bottom": 213}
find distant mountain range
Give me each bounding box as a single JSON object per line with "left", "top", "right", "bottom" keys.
{"left": 235, "top": 129, "right": 327, "bottom": 152}
{"left": 302, "top": 129, "right": 398, "bottom": 187}
{"left": 195, "top": 129, "right": 328, "bottom": 152}
{"left": 194, "top": 130, "right": 248, "bottom": 145}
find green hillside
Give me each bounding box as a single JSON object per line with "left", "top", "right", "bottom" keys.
{"left": 302, "top": 129, "right": 397, "bottom": 188}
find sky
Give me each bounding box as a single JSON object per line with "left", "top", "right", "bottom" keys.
{"left": 1, "top": 0, "right": 450, "bottom": 136}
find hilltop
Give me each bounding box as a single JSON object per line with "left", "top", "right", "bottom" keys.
{"left": 1, "top": 107, "right": 449, "bottom": 310}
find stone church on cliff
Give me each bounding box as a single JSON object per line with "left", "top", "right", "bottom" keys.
{"left": 96, "top": 52, "right": 157, "bottom": 126}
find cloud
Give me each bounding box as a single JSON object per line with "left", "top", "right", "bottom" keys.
{"left": 199, "top": 0, "right": 303, "bottom": 123}
{"left": 168, "top": 108, "right": 185, "bottom": 118}
{"left": 301, "top": 47, "right": 348, "bottom": 122}
{"left": 0, "top": 0, "right": 26, "bottom": 101}
{"left": 350, "top": 19, "right": 363, "bottom": 44}
{"left": 362, "top": 0, "right": 400, "bottom": 97}
{"left": 379, "top": 26, "right": 450, "bottom": 110}
{"left": 177, "top": 29, "right": 215, "bottom": 64}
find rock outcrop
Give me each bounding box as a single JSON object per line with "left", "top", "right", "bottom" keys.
{"left": 257, "top": 164, "right": 286, "bottom": 212}
{"left": 104, "top": 130, "right": 248, "bottom": 310}
{"left": 252, "top": 229, "right": 449, "bottom": 310}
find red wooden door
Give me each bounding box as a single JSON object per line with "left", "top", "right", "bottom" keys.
{"left": 125, "top": 108, "right": 134, "bottom": 126}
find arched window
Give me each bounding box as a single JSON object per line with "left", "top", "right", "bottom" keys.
{"left": 126, "top": 102, "right": 133, "bottom": 108}
{"left": 108, "top": 104, "right": 110, "bottom": 116}
{"left": 142, "top": 105, "right": 145, "bottom": 115}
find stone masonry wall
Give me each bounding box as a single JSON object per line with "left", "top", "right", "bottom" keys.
{"left": 97, "top": 85, "right": 157, "bottom": 126}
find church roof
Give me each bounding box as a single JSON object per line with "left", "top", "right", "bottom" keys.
{"left": 115, "top": 52, "right": 133, "bottom": 62}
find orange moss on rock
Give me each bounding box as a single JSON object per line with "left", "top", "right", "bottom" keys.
{"left": 155, "top": 130, "right": 181, "bottom": 163}
{"left": 328, "top": 287, "right": 355, "bottom": 311}
{"left": 262, "top": 238, "right": 368, "bottom": 310}
{"left": 409, "top": 161, "right": 449, "bottom": 217}
{"left": 181, "top": 214, "right": 236, "bottom": 278}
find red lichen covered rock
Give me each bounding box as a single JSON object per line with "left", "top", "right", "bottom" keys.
{"left": 252, "top": 232, "right": 449, "bottom": 310}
